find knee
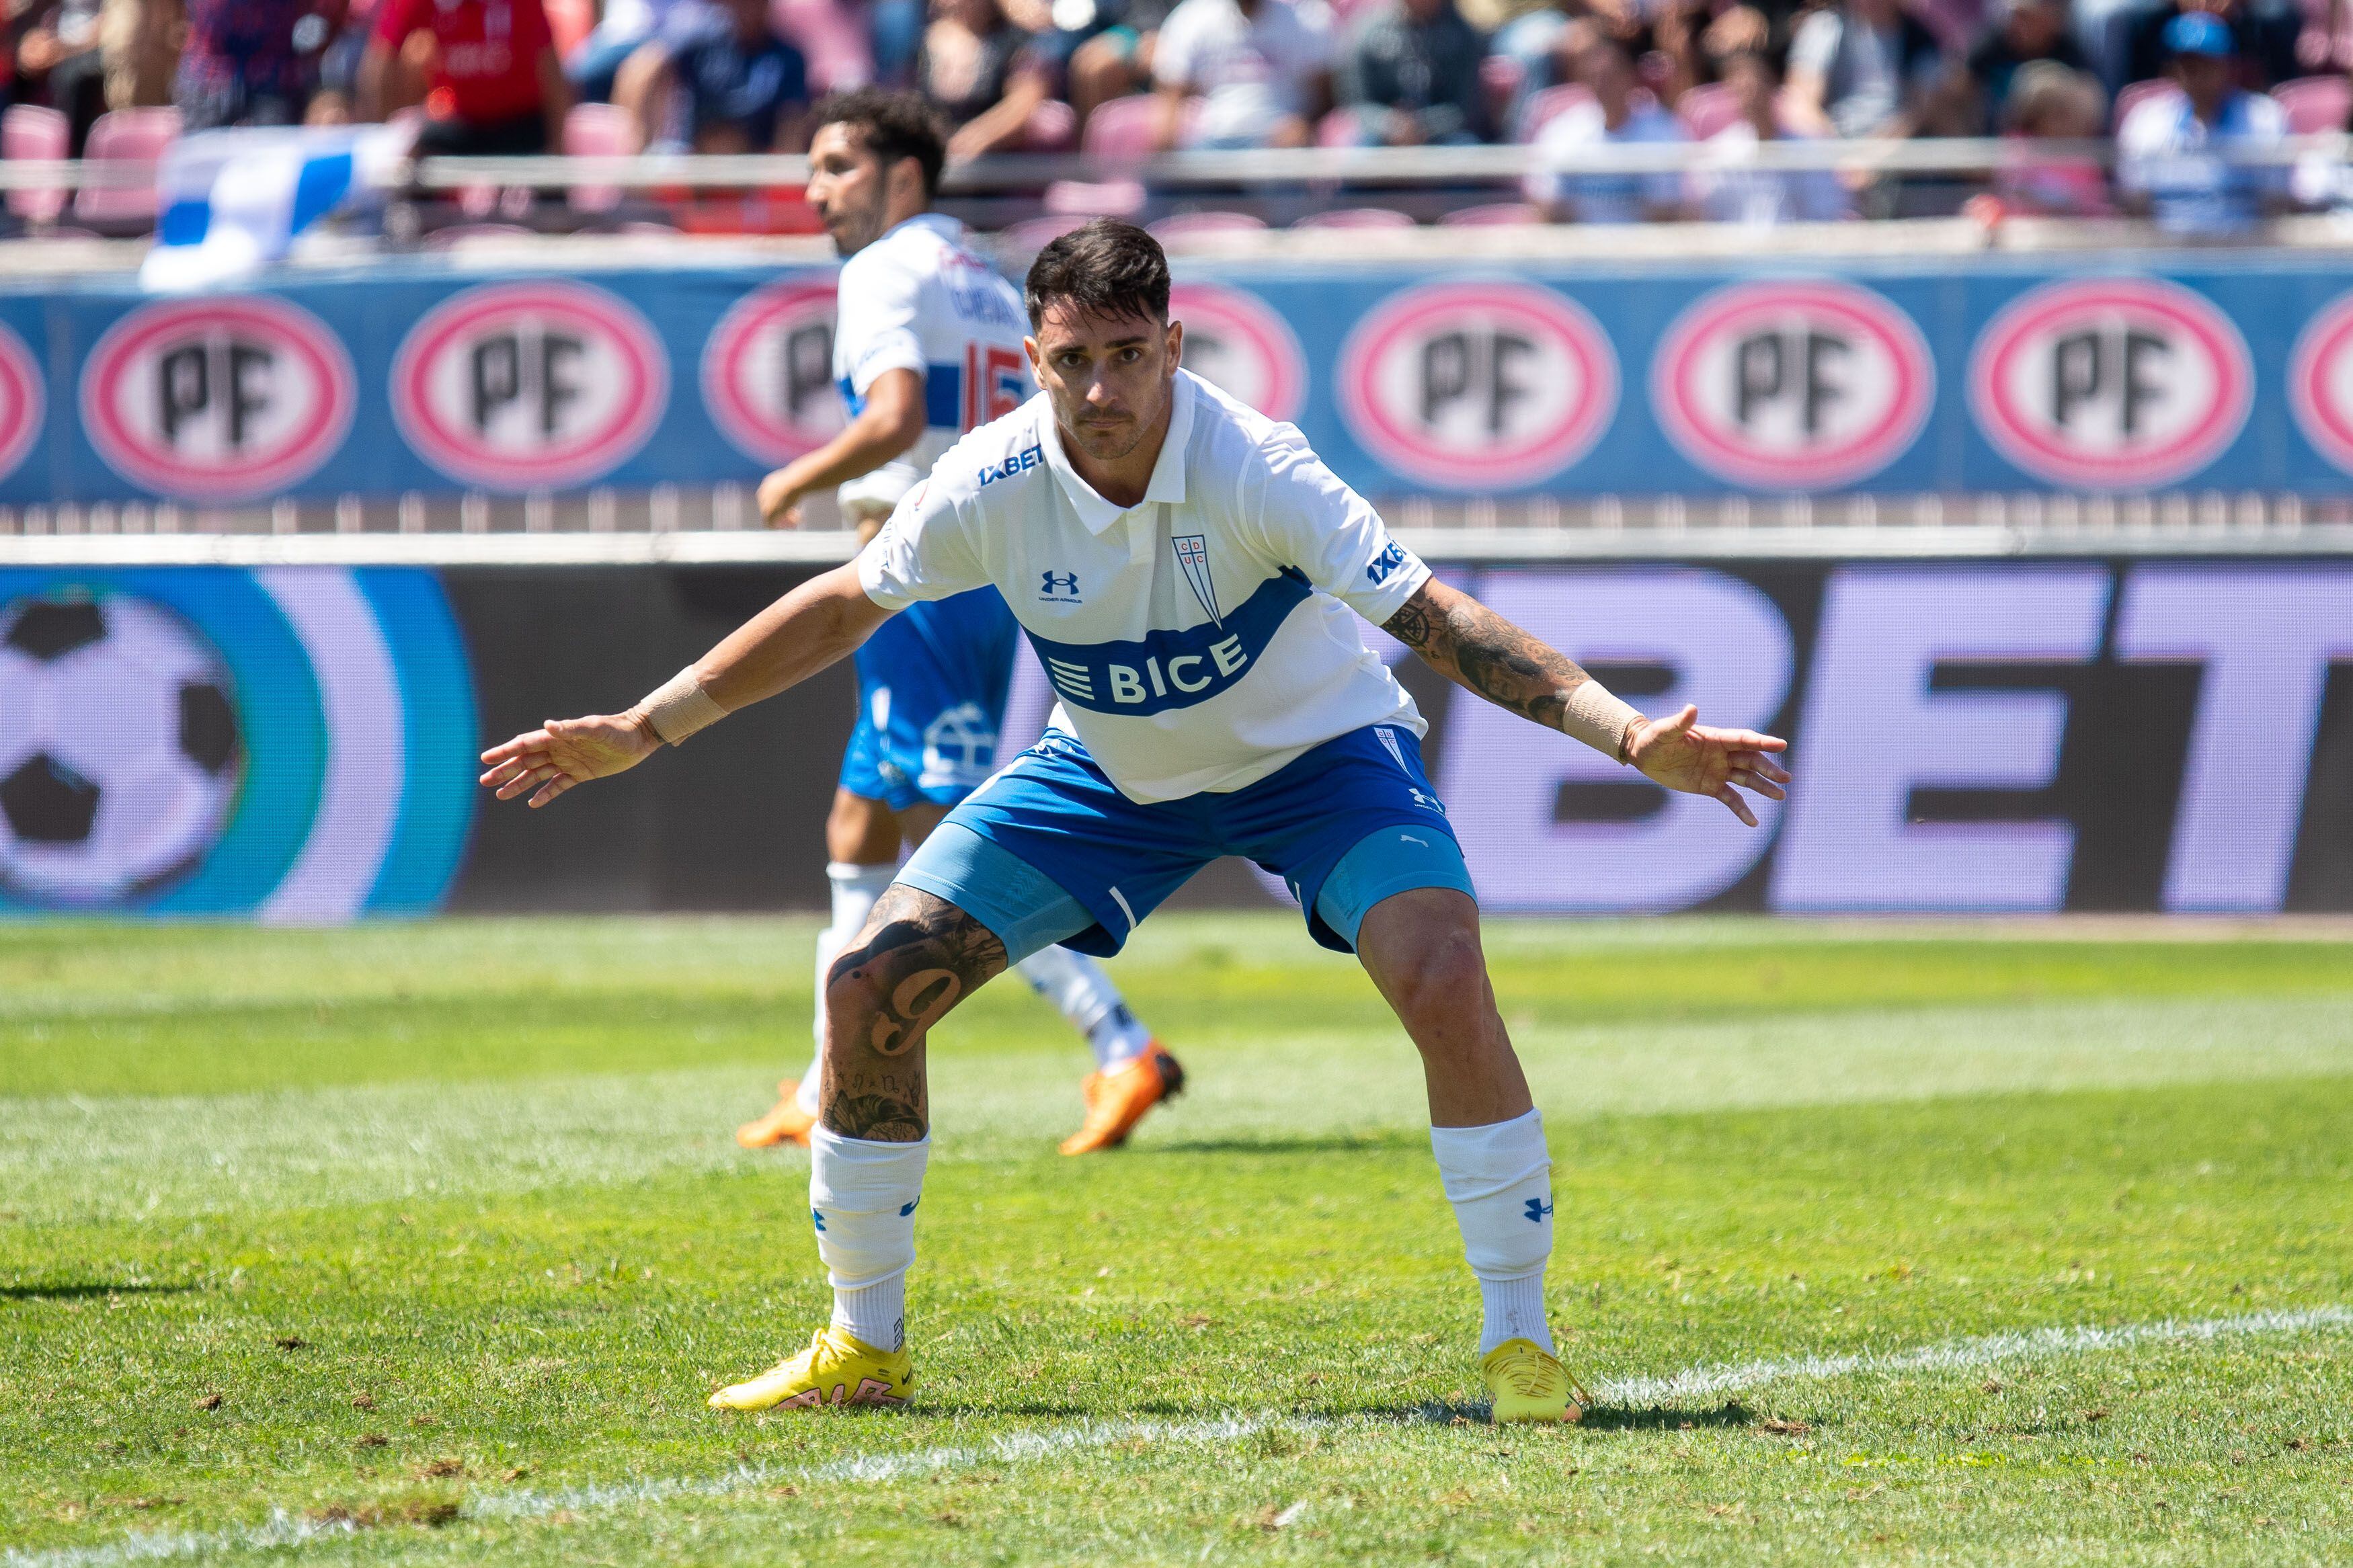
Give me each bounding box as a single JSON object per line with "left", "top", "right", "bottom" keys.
{"left": 1070, "top": 38, "right": 1119, "bottom": 92}
{"left": 821, "top": 936, "right": 895, "bottom": 1055}
{"left": 1382, "top": 925, "right": 1492, "bottom": 1039}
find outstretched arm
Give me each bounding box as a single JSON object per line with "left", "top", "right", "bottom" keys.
{"left": 1380, "top": 577, "right": 1790, "bottom": 826}
{"left": 478, "top": 561, "right": 894, "bottom": 809}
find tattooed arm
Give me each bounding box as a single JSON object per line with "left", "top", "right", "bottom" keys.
{"left": 1380, "top": 577, "right": 1793, "bottom": 827}
{"left": 1382, "top": 577, "right": 1631, "bottom": 752}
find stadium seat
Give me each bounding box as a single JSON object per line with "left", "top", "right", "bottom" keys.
{"left": 1516, "top": 83, "right": 1597, "bottom": 141}
{"left": 1675, "top": 82, "right": 1741, "bottom": 140}
{"left": 73, "top": 108, "right": 182, "bottom": 224}
{"left": 1439, "top": 201, "right": 1541, "bottom": 225}
{"left": 2, "top": 104, "right": 70, "bottom": 226}
{"left": 1021, "top": 97, "right": 1078, "bottom": 152}
{"left": 1082, "top": 93, "right": 1164, "bottom": 157}
{"left": 1316, "top": 107, "right": 1363, "bottom": 147}
{"left": 1042, "top": 177, "right": 1145, "bottom": 216}
{"left": 1148, "top": 210, "right": 1267, "bottom": 242}
{"left": 563, "top": 103, "right": 634, "bottom": 214}
{"left": 2112, "top": 78, "right": 2182, "bottom": 128}
{"left": 1293, "top": 206, "right": 1416, "bottom": 228}
{"left": 776, "top": 0, "right": 875, "bottom": 91}
{"left": 999, "top": 214, "right": 1088, "bottom": 252}
{"left": 2273, "top": 75, "right": 2351, "bottom": 133}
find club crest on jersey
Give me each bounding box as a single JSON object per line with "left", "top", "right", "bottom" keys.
{"left": 978, "top": 442, "right": 1043, "bottom": 487}
{"left": 1172, "top": 534, "right": 1222, "bottom": 624}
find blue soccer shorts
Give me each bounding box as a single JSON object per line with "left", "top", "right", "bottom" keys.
{"left": 840, "top": 589, "right": 1021, "bottom": 812}
{"left": 895, "top": 723, "right": 1477, "bottom": 961}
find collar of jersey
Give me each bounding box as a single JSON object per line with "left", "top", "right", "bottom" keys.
{"left": 879, "top": 211, "right": 963, "bottom": 246}
{"left": 1039, "top": 368, "right": 1197, "bottom": 534}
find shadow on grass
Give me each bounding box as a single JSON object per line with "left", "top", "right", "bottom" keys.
{"left": 1, "top": 1282, "right": 198, "bottom": 1302}
{"left": 1370, "top": 1399, "right": 1757, "bottom": 1432}
{"left": 1142, "top": 1133, "right": 1425, "bottom": 1157}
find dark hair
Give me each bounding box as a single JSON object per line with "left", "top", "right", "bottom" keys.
{"left": 1023, "top": 219, "right": 1170, "bottom": 330}
{"left": 812, "top": 88, "right": 948, "bottom": 202}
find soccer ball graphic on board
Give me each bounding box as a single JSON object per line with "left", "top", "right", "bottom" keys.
{"left": 0, "top": 591, "right": 241, "bottom": 905}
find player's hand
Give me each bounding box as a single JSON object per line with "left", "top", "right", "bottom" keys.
{"left": 1626, "top": 704, "right": 1790, "bottom": 827}
{"left": 478, "top": 713, "right": 660, "bottom": 809}
{"left": 757, "top": 469, "right": 804, "bottom": 529}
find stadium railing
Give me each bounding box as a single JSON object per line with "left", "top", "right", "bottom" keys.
{"left": 4, "top": 135, "right": 2352, "bottom": 233}
{"left": 5, "top": 487, "right": 2351, "bottom": 567}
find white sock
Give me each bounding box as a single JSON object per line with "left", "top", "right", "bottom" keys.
{"left": 1430, "top": 1109, "right": 1556, "bottom": 1355}
{"left": 799, "top": 862, "right": 897, "bottom": 1116}
{"left": 809, "top": 1126, "right": 928, "bottom": 1352}
{"left": 1014, "top": 946, "right": 1152, "bottom": 1071}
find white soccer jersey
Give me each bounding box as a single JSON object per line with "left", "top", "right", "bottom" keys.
{"left": 858, "top": 369, "right": 1433, "bottom": 803}
{"left": 832, "top": 212, "right": 1033, "bottom": 515}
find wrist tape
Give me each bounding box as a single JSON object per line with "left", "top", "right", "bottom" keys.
{"left": 1564, "top": 680, "right": 1643, "bottom": 764}
{"left": 633, "top": 667, "right": 727, "bottom": 746}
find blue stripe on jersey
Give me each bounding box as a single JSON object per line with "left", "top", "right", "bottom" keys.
{"left": 1024, "top": 569, "right": 1314, "bottom": 716}
{"left": 836, "top": 366, "right": 971, "bottom": 428}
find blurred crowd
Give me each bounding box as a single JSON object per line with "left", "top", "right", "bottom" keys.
{"left": 3, "top": 0, "right": 2348, "bottom": 227}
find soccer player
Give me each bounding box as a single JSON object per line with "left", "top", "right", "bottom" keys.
{"left": 731, "top": 90, "right": 1183, "bottom": 1159}
{"left": 480, "top": 220, "right": 1790, "bottom": 1423}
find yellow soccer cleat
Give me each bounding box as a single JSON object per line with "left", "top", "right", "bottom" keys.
{"left": 707, "top": 1326, "right": 914, "bottom": 1411}
{"left": 1059, "top": 1042, "right": 1185, "bottom": 1155}
{"left": 1480, "top": 1337, "right": 1591, "bottom": 1425}
{"left": 735, "top": 1079, "right": 818, "bottom": 1149}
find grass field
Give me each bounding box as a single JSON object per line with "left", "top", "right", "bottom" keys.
{"left": 5, "top": 914, "right": 2352, "bottom": 1565}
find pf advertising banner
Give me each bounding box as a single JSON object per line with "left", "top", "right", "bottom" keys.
{"left": 19, "top": 251, "right": 2353, "bottom": 503}
{"left": 0, "top": 556, "right": 2345, "bottom": 919}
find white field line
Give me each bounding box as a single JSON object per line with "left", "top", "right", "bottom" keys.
{"left": 7, "top": 1304, "right": 2347, "bottom": 1568}
{"left": 1591, "top": 1303, "right": 2353, "bottom": 1408}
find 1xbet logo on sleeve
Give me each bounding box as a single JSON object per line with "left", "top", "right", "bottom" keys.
{"left": 1367, "top": 540, "right": 1408, "bottom": 585}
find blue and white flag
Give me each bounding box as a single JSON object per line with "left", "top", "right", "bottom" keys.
{"left": 140, "top": 125, "right": 407, "bottom": 292}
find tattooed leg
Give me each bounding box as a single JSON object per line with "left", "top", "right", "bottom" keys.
{"left": 818, "top": 884, "right": 1008, "bottom": 1141}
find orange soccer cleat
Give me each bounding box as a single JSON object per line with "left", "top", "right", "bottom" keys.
{"left": 735, "top": 1079, "right": 819, "bottom": 1149}
{"left": 1058, "top": 1042, "right": 1185, "bottom": 1156}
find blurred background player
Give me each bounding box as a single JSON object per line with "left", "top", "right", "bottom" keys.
{"left": 736, "top": 88, "right": 1183, "bottom": 1158}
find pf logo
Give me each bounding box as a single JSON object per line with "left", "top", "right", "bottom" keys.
{"left": 701, "top": 279, "right": 846, "bottom": 465}
{"left": 1171, "top": 282, "right": 1306, "bottom": 423}
{"left": 1968, "top": 278, "right": 2251, "bottom": 490}
{"left": 0, "top": 322, "right": 42, "bottom": 485}
{"left": 79, "top": 297, "right": 354, "bottom": 501}
{"left": 393, "top": 280, "right": 668, "bottom": 489}
{"left": 1337, "top": 280, "right": 1617, "bottom": 490}
{"left": 1651, "top": 280, "right": 1932, "bottom": 489}
{"left": 2286, "top": 290, "right": 2353, "bottom": 476}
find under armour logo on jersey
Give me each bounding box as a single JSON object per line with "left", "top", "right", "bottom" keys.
{"left": 811, "top": 1208, "right": 827, "bottom": 1231}
{"left": 1366, "top": 540, "right": 1408, "bottom": 585}
{"left": 1524, "top": 1198, "right": 1553, "bottom": 1223}
{"left": 900, "top": 1198, "right": 920, "bottom": 1216}
{"left": 1041, "top": 570, "right": 1080, "bottom": 599}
